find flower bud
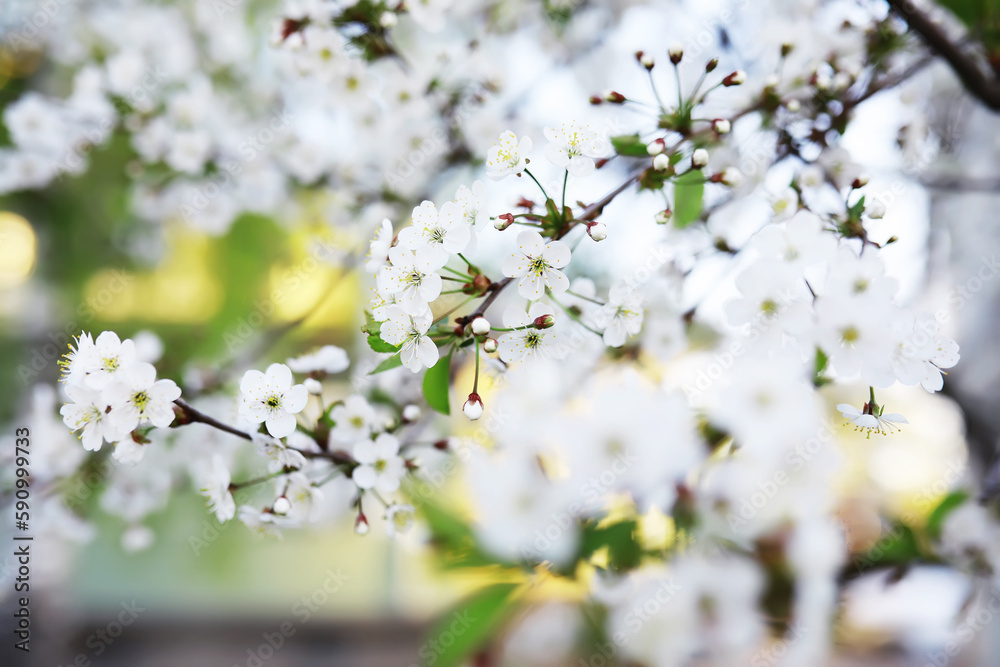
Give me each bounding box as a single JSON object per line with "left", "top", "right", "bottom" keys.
{"left": 653, "top": 153, "right": 670, "bottom": 171}
{"left": 867, "top": 199, "right": 886, "bottom": 219}
{"left": 668, "top": 43, "right": 684, "bottom": 64}
{"left": 273, "top": 496, "right": 292, "bottom": 515}
{"left": 786, "top": 99, "right": 801, "bottom": 112}
{"left": 463, "top": 393, "right": 484, "bottom": 421}
{"left": 781, "top": 42, "right": 794, "bottom": 57}
{"left": 483, "top": 337, "right": 498, "bottom": 353}
{"left": 655, "top": 209, "right": 672, "bottom": 224}
{"left": 471, "top": 316, "right": 491, "bottom": 335}
{"left": 705, "top": 58, "right": 718, "bottom": 73}
{"left": 764, "top": 74, "right": 779, "bottom": 90}
{"left": 723, "top": 70, "right": 746, "bottom": 86}
{"left": 587, "top": 222, "right": 608, "bottom": 242}
{"left": 402, "top": 404, "right": 421, "bottom": 422}
{"left": 494, "top": 213, "right": 514, "bottom": 231}
{"left": 589, "top": 95, "right": 603, "bottom": 105}
{"left": 379, "top": 11, "right": 397, "bottom": 28}
{"left": 712, "top": 119, "right": 731, "bottom": 134}
{"left": 852, "top": 173, "right": 869, "bottom": 189}
{"left": 646, "top": 138, "right": 665, "bottom": 155}
{"left": 603, "top": 90, "right": 626, "bottom": 104}
{"left": 691, "top": 148, "right": 709, "bottom": 169}
{"left": 533, "top": 314, "right": 555, "bottom": 329}
{"left": 303, "top": 377, "right": 323, "bottom": 395}
{"left": 354, "top": 512, "right": 369, "bottom": 535}
{"left": 720, "top": 167, "right": 744, "bottom": 187}
{"left": 640, "top": 53, "right": 655, "bottom": 70}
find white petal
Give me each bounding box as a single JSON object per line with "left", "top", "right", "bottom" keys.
{"left": 266, "top": 411, "right": 297, "bottom": 438}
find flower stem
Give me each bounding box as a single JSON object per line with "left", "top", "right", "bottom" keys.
{"left": 433, "top": 294, "right": 479, "bottom": 326}
{"left": 473, "top": 337, "right": 481, "bottom": 395}
{"left": 548, "top": 292, "right": 603, "bottom": 336}
{"left": 174, "top": 399, "right": 251, "bottom": 441}
{"left": 230, "top": 470, "right": 287, "bottom": 491}
{"left": 561, "top": 169, "right": 569, "bottom": 211}
{"left": 523, "top": 168, "right": 550, "bottom": 200}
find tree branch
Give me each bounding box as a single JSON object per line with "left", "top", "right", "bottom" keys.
{"left": 888, "top": 0, "right": 1000, "bottom": 110}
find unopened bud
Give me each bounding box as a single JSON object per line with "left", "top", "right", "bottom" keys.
{"left": 852, "top": 173, "right": 869, "bottom": 189}
{"left": 723, "top": 70, "right": 746, "bottom": 86}
{"left": 589, "top": 95, "right": 603, "bottom": 105}
{"left": 646, "top": 138, "right": 665, "bottom": 155}
{"left": 463, "top": 393, "right": 484, "bottom": 421}
{"left": 273, "top": 496, "right": 292, "bottom": 515}
{"left": 587, "top": 222, "right": 608, "bottom": 241}
{"left": 712, "top": 118, "right": 731, "bottom": 134}
{"left": 720, "top": 167, "right": 744, "bottom": 187}
{"left": 691, "top": 148, "right": 709, "bottom": 169}
{"left": 603, "top": 90, "right": 626, "bottom": 104}
{"left": 653, "top": 153, "right": 670, "bottom": 171}
{"left": 483, "top": 337, "right": 498, "bottom": 353}
{"left": 655, "top": 209, "right": 672, "bottom": 224}
{"left": 494, "top": 213, "right": 515, "bottom": 231}
{"left": 668, "top": 43, "right": 684, "bottom": 64}
{"left": 867, "top": 199, "right": 886, "bottom": 219}
{"left": 781, "top": 42, "right": 794, "bottom": 57}
{"left": 304, "top": 378, "right": 323, "bottom": 395}
{"left": 640, "top": 54, "right": 655, "bottom": 70}
{"left": 786, "top": 99, "right": 801, "bottom": 112}
{"left": 764, "top": 74, "right": 780, "bottom": 90}
{"left": 402, "top": 404, "right": 421, "bottom": 422}
{"left": 533, "top": 314, "right": 555, "bottom": 329}
{"left": 354, "top": 512, "right": 369, "bottom": 535}
{"left": 471, "top": 316, "right": 491, "bottom": 335}
{"left": 705, "top": 58, "right": 718, "bottom": 73}
{"left": 379, "top": 11, "right": 397, "bottom": 28}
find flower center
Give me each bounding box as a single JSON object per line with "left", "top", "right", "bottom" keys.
{"left": 841, "top": 326, "right": 860, "bottom": 344}
{"left": 266, "top": 395, "right": 282, "bottom": 409}
{"left": 350, "top": 416, "right": 364, "bottom": 428}
{"left": 103, "top": 356, "right": 120, "bottom": 372}
{"left": 428, "top": 227, "right": 446, "bottom": 243}
{"left": 529, "top": 257, "right": 550, "bottom": 275}
{"left": 406, "top": 270, "right": 424, "bottom": 286}
{"left": 132, "top": 390, "right": 150, "bottom": 412}
{"left": 374, "top": 459, "right": 387, "bottom": 473}
{"left": 852, "top": 278, "right": 869, "bottom": 294}
{"left": 524, "top": 332, "right": 542, "bottom": 349}
{"left": 760, "top": 299, "right": 779, "bottom": 315}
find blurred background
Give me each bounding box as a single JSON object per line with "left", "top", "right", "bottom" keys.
{"left": 1, "top": 0, "right": 1000, "bottom": 665}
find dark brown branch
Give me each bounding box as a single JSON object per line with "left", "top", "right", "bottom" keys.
{"left": 174, "top": 399, "right": 252, "bottom": 441}
{"left": 888, "top": 0, "right": 1000, "bottom": 110}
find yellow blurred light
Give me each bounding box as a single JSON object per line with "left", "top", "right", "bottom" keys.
{"left": 0, "top": 212, "right": 37, "bottom": 288}
{"left": 84, "top": 228, "right": 222, "bottom": 322}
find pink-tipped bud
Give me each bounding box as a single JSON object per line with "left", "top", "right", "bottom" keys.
{"left": 668, "top": 43, "right": 684, "bottom": 64}
{"left": 646, "top": 138, "right": 666, "bottom": 156}
{"left": 533, "top": 314, "right": 555, "bottom": 329}
{"left": 691, "top": 149, "right": 709, "bottom": 169}
{"left": 655, "top": 209, "right": 672, "bottom": 225}
{"left": 494, "top": 213, "right": 515, "bottom": 231}
{"left": 603, "top": 90, "right": 626, "bottom": 104}
{"left": 471, "top": 317, "right": 491, "bottom": 336}
{"left": 273, "top": 496, "right": 291, "bottom": 515}
{"left": 463, "top": 393, "right": 484, "bottom": 421}
{"left": 483, "top": 337, "right": 498, "bottom": 353}
{"left": 587, "top": 222, "right": 608, "bottom": 242}
{"left": 354, "top": 512, "right": 369, "bottom": 535}
{"left": 723, "top": 70, "right": 746, "bottom": 86}
{"left": 712, "top": 119, "right": 731, "bottom": 134}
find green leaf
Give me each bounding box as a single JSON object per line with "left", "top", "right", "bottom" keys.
{"left": 370, "top": 353, "right": 403, "bottom": 374}
{"left": 926, "top": 491, "right": 970, "bottom": 540}
{"left": 673, "top": 171, "right": 704, "bottom": 228}
{"left": 422, "top": 350, "right": 452, "bottom": 415}
{"left": 813, "top": 348, "right": 831, "bottom": 387}
{"left": 847, "top": 194, "right": 866, "bottom": 222}
{"left": 853, "top": 522, "right": 921, "bottom": 572}
{"left": 367, "top": 332, "right": 401, "bottom": 354}
{"left": 363, "top": 310, "right": 380, "bottom": 334}
{"left": 425, "top": 583, "right": 520, "bottom": 667}
{"left": 610, "top": 133, "right": 650, "bottom": 157}
{"left": 580, "top": 520, "right": 641, "bottom": 571}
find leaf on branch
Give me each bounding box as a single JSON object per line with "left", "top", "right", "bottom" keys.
{"left": 673, "top": 171, "right": 705, "bottom": 228}
{"left": 370, "top": 353, "right": 403, "bottom": 374}
{"left": 427, "top": 582, "right": 521, "bottom": 667}
{"left": 422, "top": 350, "right": 452, "bottom": 414}
{"left": 367, "top": 332, "right": 401, "bottom": 354}
{"left": 610, "top": 133, "right": 650, "bottom": 157}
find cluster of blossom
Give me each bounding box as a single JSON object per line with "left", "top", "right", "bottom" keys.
{"left": 59, "top": 331, "right": 181, "bottom": 462}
